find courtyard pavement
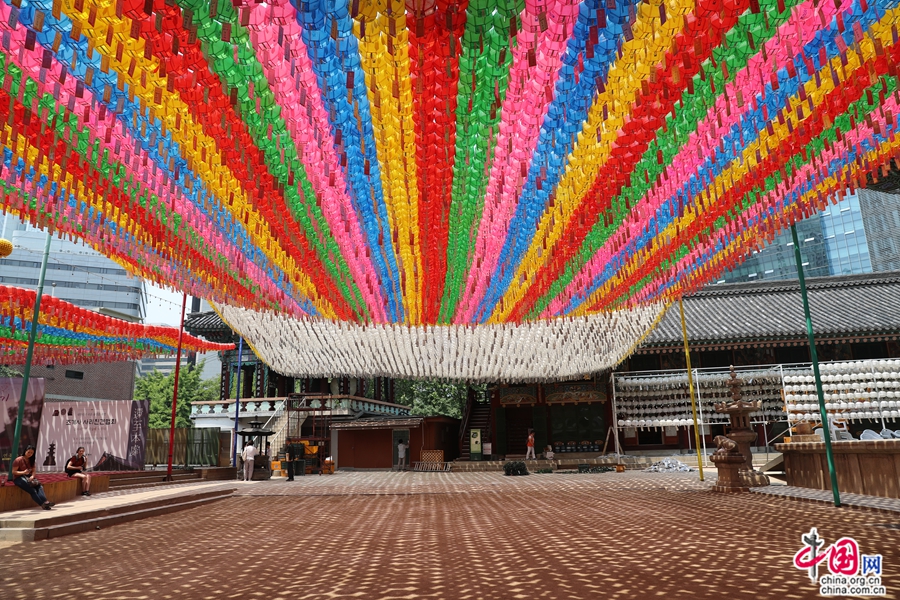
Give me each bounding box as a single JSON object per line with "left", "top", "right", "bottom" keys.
{"left": 0, "top": 471, "right": 897, "bottom": 599}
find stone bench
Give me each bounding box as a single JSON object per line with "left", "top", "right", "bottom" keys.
{"left": 0, "top": 473, "right": 111, "bottom": 512}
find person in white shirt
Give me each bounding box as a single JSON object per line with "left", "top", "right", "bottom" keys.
{"left": 241, "top": 441, "right": 257, "bottom": 481}
{"left": 396, "top": 439, "right": 408, "bottom": 471}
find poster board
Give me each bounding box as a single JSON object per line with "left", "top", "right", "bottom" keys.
{"left": 36, "top": 400, "right": 149, "bottom": 472}
{"left": 0, "top": 378, "right": 45, "bottom": 471}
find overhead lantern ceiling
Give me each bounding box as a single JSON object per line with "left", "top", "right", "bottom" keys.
{"left": 0, "top": 0, "right": 897, "bottom": 380}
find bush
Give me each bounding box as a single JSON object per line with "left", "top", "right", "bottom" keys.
{"left": 536, "top": 468, "right": 553, "bottom": 474}
{"left": 503, "top": 461, "right": 529, "bottom": 476}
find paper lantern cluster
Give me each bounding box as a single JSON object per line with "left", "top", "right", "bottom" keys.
{"left": 785, "top": 360, "right": 900, "bottom": 424}
{"left": 218, "top": 301, "right": 665, "bottom": 382}
{"left": 613, "top": 367, "right": 786, "bottom": 428}
{"left": 0, "top": 0, "right": 899, "bottom": 379}
{"left": 0, "top": 285, "right": 233, "bottom": 365}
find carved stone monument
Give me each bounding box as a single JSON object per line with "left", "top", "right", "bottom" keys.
{"left": 710, "top": 367, "right": 771, "bottom": 492}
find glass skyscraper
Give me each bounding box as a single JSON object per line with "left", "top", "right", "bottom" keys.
{"left": 717, "top": 189, "right": 900, "bottom": 284}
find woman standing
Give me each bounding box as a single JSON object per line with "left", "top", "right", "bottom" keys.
{"left": 11, "top": 445, "right": 52, "bottom": 510}
{"left": 65, "top": 447, "right": 92, "bottom": 496}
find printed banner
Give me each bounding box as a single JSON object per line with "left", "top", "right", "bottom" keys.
{"left": 0, "top": 377, "right": 45, "bottom": 471}
{"left": 36, "top": 400, "right": 149, "bottom": 473}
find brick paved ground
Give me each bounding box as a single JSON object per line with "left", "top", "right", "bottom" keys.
{"left": 1, "top": 471, "right": 898, "bottom": 599}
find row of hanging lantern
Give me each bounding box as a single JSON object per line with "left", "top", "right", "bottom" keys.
{"left": 218, "top": 301, "right": 665, "bottom": 382}
{"left": 614, "top": 367, "right": 787, "bottom": 430}
{"left": 785, "top": 359, "right": 900, "bottom": 424}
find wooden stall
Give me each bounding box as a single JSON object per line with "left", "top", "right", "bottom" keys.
{"left": 776, "top": 439, "right": 900, "bottom": 499}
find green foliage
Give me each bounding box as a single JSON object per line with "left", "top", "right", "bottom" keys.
{"left": 503, "top": 461, "right": 529, "bottom": 476}
{"left": 393, "top": 380, "right": 470, "bottom": 419}
{"left": 136, "top": 360, "right": 219, "bottom": 429}
{"left": 0, "top": 365, "right": 22, "bottom": 377}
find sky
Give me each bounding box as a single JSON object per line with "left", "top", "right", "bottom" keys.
{"left": 144, "top": 282, "right": 190, "bottom": 327}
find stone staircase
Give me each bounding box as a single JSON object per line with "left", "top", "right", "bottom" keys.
{"left": 107, "top": 470, "right": 202, "bottom": 491}
{"left": 0, "top": 486, "right": 234, "bottom": 542}
{"left": 269, "top": 410, "right": 301, "bottom": 476}
{"left": 451, "top": 455, "right": 654, "bottom": 472}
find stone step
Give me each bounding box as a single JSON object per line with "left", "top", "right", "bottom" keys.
{"left": 0, "top": 487, "right": 234, "bottom": 542}
{"left": 110, "top": 475, "right": 202, "bottom": 491}
{"left": 109, "top": 473, "right": 200, "bottom": 490}
{"left": 451, "top": 455, "right": 652, "bottom": 472}
{"left": 107, "top": 470, "right": 192, "bottom": 481}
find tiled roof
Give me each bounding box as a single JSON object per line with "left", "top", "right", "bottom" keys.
{"left": 184, "top": 310, "right": 237, "bottom": 344}
{"left": 642, "top": 272, "right": 900, "bottom": 350}
{"left": 331, "top": 417, "right": 424, "bottom": 430}
{"left": 184, "top": 310, "right": 228, "bottom": 332}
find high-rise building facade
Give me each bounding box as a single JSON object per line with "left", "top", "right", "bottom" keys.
{"left": 0, "top": 215, "right": 147, "bottom": 401}
{"left": 717, "top": 189, "right": 896, "bottom": 284}
{"left": 0, "top": 218, "right": 146, "bottom": 319}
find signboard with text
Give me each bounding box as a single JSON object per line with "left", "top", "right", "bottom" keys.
{"left": 0, "top": 378, "right": 45, "bottom": 471}
{"left": 36, "top": 400, "right": 149, "bottom": 472}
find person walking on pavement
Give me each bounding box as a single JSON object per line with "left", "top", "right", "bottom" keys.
{"left": 396, "top": 439, "right": 408, "bottom": 471}
{"left": 241, "top": 440, "right": 257, "bottom": 481}
{"left": 525, "top": 429, "right": 536, "bottom": 460}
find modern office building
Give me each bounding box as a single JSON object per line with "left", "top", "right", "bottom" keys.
{"left": 718, "top": 189, "right": 899, "bottom": 283}
{"left": 0, "top": 214, "right": 147, "bottom": 401}
{"left": 0, "top": 217, "right": 146, "bottom": 319}
{"left": 135, "top": 296, "right": 223, "bottom": 380}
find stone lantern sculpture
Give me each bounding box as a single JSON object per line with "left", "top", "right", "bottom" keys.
{"left": 710, "top": 367, "right": 771, "bottom": 492}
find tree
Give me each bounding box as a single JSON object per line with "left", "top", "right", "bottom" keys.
{"left": 136, "top": 360, "right": 219, "bottom": 429}
{"left": 0, "top": 365, "right": 22, "bottom": 377}
{"left": 394, "top": 380, "right": 470, "bottom": 419}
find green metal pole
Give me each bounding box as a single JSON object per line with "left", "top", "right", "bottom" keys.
{"left": 6, "top": 232, "right": 52, "bottom": 481}
{"left": 791, "top": 224, "right": 841, "bottom": 507}
{"left": 679, "top": 298, "right": 704, "bottom": 482}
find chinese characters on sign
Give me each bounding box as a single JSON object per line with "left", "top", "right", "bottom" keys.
{"left": 793, "top": 528, "right": 886, "bottom": 597}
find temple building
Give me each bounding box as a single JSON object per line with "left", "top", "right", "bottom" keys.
{"left": 480, "top": 272, "right": 900, "bottom": 459}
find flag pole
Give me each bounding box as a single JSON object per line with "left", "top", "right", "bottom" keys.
{"left": 790, "top": 224, "right": 840, "bottom": 506}
{"left": 6, "top": 232, "right": 51, "bottom": 480}
{"left": 679, "top": 297, "right": 704, "bottom": 482}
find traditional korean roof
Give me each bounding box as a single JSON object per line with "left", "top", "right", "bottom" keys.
{"left": 641, "top": 272, "right": 900, "bottom": 352}
{"left": 184, "top": 310, "right": 239, "bottom": 345}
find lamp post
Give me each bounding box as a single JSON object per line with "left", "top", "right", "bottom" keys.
{"left": 5, "top": 232, "right": 51, "bottom": 481}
